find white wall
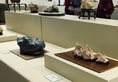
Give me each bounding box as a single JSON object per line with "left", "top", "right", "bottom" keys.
{"left": 0, "top": 0, "right": 48, "bottom": 5}
{"left": 21, "top": 0, "right": 48, "bottom": 5}
{"left": 113, "top": 0, "right": 118, "bottom": 5}
{"left": 0, "top": 0, "right": 6, "bottom": 3}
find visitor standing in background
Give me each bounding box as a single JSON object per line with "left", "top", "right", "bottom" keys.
{"left": 96, "top": 0, "right": 114, "bottom": 19}
{"left": 64, "top": 0, "right": 73, "bottom": 15}
{"left": 72, "top": 0, "right": 81, "bottom": 15}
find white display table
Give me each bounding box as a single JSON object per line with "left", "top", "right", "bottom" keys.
{"left": 41, "top": 15, "right": 118, "bottom": 59}
{"left": 4, "top": 11, "right": 118, "bottom": 82}
{"left": 0, "top": 30, "right": 17, "bottom": 42}
{"left": 0, "top": 25, "right": 17, "bottom": 42}
{"left": 0, "top": 26, "right": 71, "bottom": 82}
{"left": 45, "top": 48, "right": 118, "bottom": 82}
{"left": 5, "top": 11, "right": 118, "bottom": 60}
{"left": 5, "top": 11, "right": 42, "bottom": 39}
{"left": 0, "top": 41, "right": 72, "bottom": 82}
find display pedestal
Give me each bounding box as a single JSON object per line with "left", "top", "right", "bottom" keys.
{"left": 45, "top": 48, "right": 118, "bottom": 82}
{"left": 38, "top": 12, "right": 65, "bottom": 16}
{"left": 0, "top": 39, "right": 72, "bottom": 82}
{"left": 0, "top": 30, "right": 17, "bottom": 42}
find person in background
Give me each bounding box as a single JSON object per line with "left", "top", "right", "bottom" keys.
{"left": 96, "top": 0, "right": 114, "bottom": 19}
{"left": 72, "top": 0, "right": 81, "bottom": 15}
{"left": 64, "top": 0, "right": 73, "bottom": 15}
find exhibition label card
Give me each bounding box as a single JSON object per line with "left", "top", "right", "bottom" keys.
{"left": 0, "top": 50, "right": 11, "bottom": 54}
{"left": 44, "top": 74, "right": 62, "bottom": 82}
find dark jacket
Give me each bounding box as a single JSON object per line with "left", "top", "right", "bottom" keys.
{"left": 64, "top": 0, "right": 72, "bottom": 10}
{"left": 72, "top": 0, "right": 81, "bottom": 8}
{"left": 96, "top": 0, "right": 114, "bottom": 19}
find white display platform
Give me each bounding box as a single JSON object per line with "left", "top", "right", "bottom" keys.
{"left": 3, "top": 10, "right": 118, "bottom": 82}
{"left": 45, "top": 48, "right": 118, "bottom": 82}
{"left": 0, "top": 26, "right": 72, "bottom": 82}
{"left": 5, "top": 11, "right": 118, "bottom": 59}
{"left": 0, "top": 30, "right": 17, "bottom": 42}
{"left": 41, "top": 15, "right": 118, "bottom": 60}
{"left": 0, "top": 42, "right": 72, "bottom": 82}
{"left": 5, "top": 11, "right": 42, "bottom": 39}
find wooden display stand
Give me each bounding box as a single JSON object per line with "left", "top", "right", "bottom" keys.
{"left": 78, "top": 9, "right": 96, "bottom": 19}
{"left": 39, "top": 12, "right": 65, "bottom": 16}
{"left": 8, "top": 3, "right": 27, "bottom": 12}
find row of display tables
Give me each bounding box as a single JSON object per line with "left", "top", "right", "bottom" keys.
{"left": 2, "top": 11, "right": 118, "bottom": 82}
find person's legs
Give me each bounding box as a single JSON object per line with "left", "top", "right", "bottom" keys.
{"left": 74, "top": 7, "right": 80, "bottom": 15}
{"left": 65, "top": 9, "right": 74, "bottom": 15}
{"left": 65, "top": 9, "right": 70, "bottom": 14}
